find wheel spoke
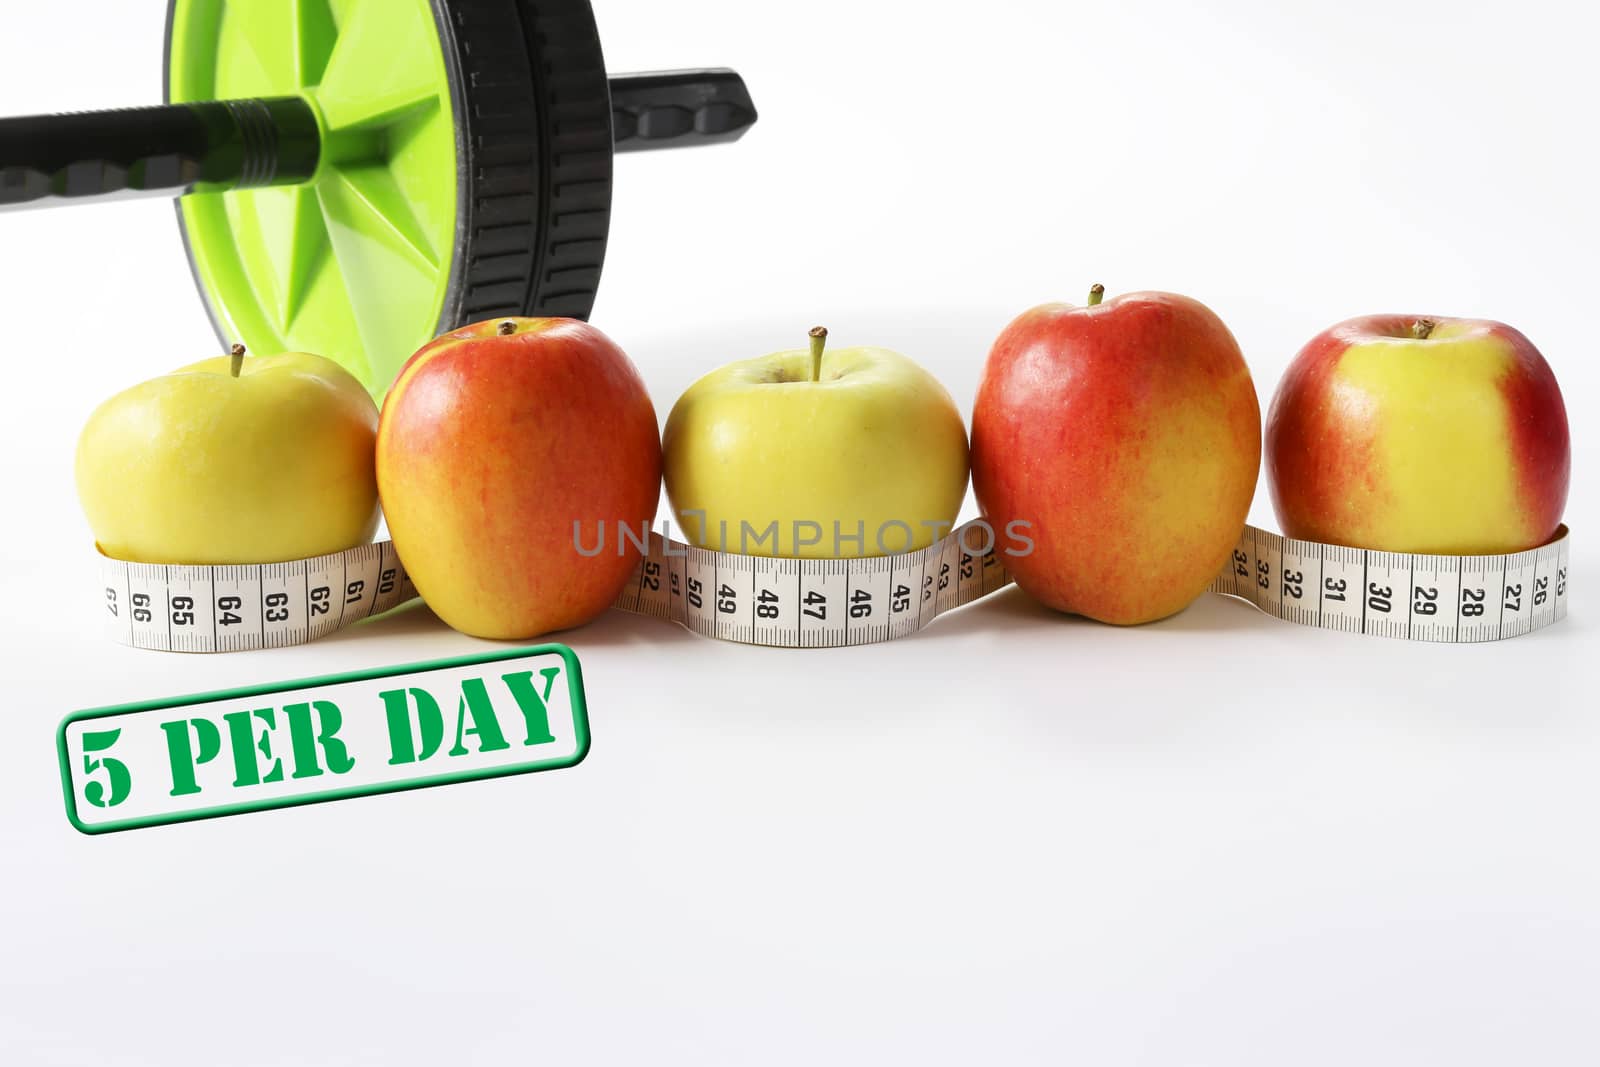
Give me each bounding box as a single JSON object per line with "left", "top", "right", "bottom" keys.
{"left": 318, "top": 180, "right": 440, "bottom": 388}
{"left": 324, "top": 164, "right": 439, "bottom": 270}
{"left": 293, "top": 0, "right": 339, "bottom": 85}
{"left": 244, "top": 185, "right": 330, "bottom": 331}
{"left": 220, "top": 3, "right": 297, "bottom": 94}
{"left": 317, "top": 0, "right": 446, "bottom": 130}
{"left": 373, "top": 101, "right": 455, "bottom": 246}
{"left": 281, "top": 244, "right": 372, "bottom": 386}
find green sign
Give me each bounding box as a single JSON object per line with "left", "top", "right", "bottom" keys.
{"left": 58, "top": 645, "right": 590, "bottom": 834}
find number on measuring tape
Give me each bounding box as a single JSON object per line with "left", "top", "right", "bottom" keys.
{"left": 954, "top": 525, "right": 993, "bottom": 608}
{"left": 1248, "top": 528, "right": 1281, "bottom": 612}
{"left": 1553, "top": 536, "right": 1570, "bottom": 624}
{"left": 164, "top": 566, "right": 218, "bottom": 651}
{"left": 1360, "top": 551, "right": 1411, "bottom": 640}
{"left": 711, "top": 553, "right": 755, "bottom": 643}
{"left": 1457, "top": 553, "right": 1501, "bottom": 643}
{"left": 846, "top": 556, "right": 893, "bottom": 645}
{"left": 799, "top": 558, "right": 847, "bottom": 647}
{"left": 207, "top": 566, "right": 261, "bottom": 652}
{"left": 933, "top": 536, "right": 961, "bottom": 617}
{"left": 1499, "top": 547, "right": 1538, "bottom": 639}
{"left": 1529, "top": 541, "right": 1560, "bottom": 633}
{"left": 683, "top": 547, "right": 715, "bottom": 638}
{"left": 128, "top": 562, "right": 171, "bottom": 649}
{"left": 303, "top": 552, "right": 344, "bottom": 643}
{"left": 1406, "top": 555, "right": 1461, "bottom": 643}
{"left": 666, "top": 549, "right": 687, "bottom": 626}
{"left": 1278, "top": 538, "right": 1322, "bottom": 628}
{"left": 260, "top": 559, "right": 310, "bottom": 647}
{"left": 1316, "top": 544, "right": 1365, "bottom": 635}
{"left": 886, "top": 543, "right": 922, "bottom": 642}
{"left": 1230, "top": 546, "right": 1250, "bottom": 592}
{"left": 751, "top": 556, "right": 788, "bottom": 645}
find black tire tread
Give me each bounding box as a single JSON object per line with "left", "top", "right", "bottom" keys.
{"left": 438, "top": 0, "right": 614, "bottom": 326}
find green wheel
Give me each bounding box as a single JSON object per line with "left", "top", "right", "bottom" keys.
{"left": 0, "top": 3, "right": 756, "bottom": 395}
{"left": 165, "top": 0, "right": 614, "bottom": 395}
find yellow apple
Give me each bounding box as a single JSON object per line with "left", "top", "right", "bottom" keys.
{"left": 76, "top": 347, "right": 380, "bottom": 564}
{"left": 663, "top": 329, "right": 969, "bottom": 558}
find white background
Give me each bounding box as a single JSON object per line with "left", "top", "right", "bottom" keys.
{"left": 2, "top": 0, "right": 1597, "bottom": 1063}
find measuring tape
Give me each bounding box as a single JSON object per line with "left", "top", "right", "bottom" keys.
{"left": 611, "top": 521, "right": 1571, "bottom": 645}
{"left": 97, "top": 522, "right": 1570, "bottom": 652}
{"left": 1205, "top": 523, "right": 1569, "bottom": 642}
{"left": 98, "top": 542, "right": 417, "bottom": 653}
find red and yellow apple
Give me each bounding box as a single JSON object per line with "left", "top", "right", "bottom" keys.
{"left": 972, "top": 287, "right": 1261, "bottom": 625}
{"left": 377, "top": 318, "right": 661, "bottom": 640}
{"left": 1266, "top": 315, "right": 1569, "bottom": 555}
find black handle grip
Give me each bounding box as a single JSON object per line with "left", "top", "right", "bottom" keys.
{"left": 608, "top": 70, "right": 758, "bottom": 153}
{"left": 0, "top": 97, "right": 319, "bottom": 211}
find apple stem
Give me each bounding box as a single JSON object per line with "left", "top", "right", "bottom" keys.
{"left": 808, "top": 326, "right": 828, "bottom": 383}
{"left": 229, "top": 343, "right": 246, "bottom": 378}
{"left": 497, "top": 320, "right": 517, "bottom": 336}
{"left": 1087, "top": 284, "right": 1105, "bottom": 307}
{"left": 1410, "top": 319, "right": 1437, "bottom": 340}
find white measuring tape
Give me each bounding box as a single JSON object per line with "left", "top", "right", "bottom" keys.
{"left": 1205, "top": 523, "right": 1569, "bottom": 642}
{"left": 98, "top": 542, "right": 417, "bottom": 653}
{"left": 97, "top": 522, "right": 1570, "bottom": 652}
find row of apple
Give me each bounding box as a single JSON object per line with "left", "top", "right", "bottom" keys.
{"left": 76, "top": 288, "right": 1571, "bottom": 641}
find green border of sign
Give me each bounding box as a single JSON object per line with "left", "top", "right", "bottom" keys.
{"left": 58, "top": 644, "right": 590, "bottom": 835}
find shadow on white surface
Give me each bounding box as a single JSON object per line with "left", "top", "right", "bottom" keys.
{"left": 321, "top": 590, "right": 704, "bottom": 652}
{"left": 317, "top": 597, "right": 446, "bottom": 645}
{"left": 914, "top": 583, "right": 1279, "bottom": 645}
